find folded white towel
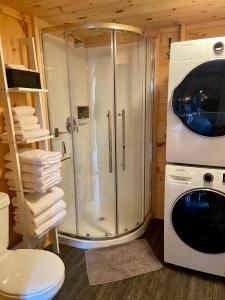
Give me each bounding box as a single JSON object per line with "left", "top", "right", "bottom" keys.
{"left": 4, "top": 149, "right": 62, "bottom": 166}
{"left": 14, "top": 200, "right": 66, "bottom": 228}
{"left": 5, "top": 170, "right": 61, "bottom": 185}
{"left": 14, "top": 210, "right": 66, "bottom": 238}
{"left": 5, "top": 161, "right": 62, "bottom": 176}
{"left": 4, "top": 124, "right": 41, "bottom": 131}
{"left": 11, "top": 187, "right": 64, "bottom": 215}
{"left": 7, "top": 176, "right": 62, "bottom": 193}
{"left": 13, "top": 115, "right": 38, "bottom": 125}
{"left": 12, "top": 106, "right": 35, "bottom": 116}
{"left": 1, "top": 128, "right": 50, "bottom": 141}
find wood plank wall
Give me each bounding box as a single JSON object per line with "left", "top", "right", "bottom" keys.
{"left": 151, "top": 19, "right": 225, "bottom": 219}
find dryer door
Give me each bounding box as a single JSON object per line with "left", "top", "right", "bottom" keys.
{"left": 172, "top": 189, "right": 225, "bottom": 253}
{"left": 172, "top": 59, "right": 225, "bottom": 137}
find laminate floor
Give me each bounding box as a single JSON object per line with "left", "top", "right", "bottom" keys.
{"left": 50, "top": 219, "right": 225, "bottom": 300}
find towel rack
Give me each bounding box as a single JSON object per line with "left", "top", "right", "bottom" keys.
{"left": 0, "top": 35, "right": 59, "bottom": 254}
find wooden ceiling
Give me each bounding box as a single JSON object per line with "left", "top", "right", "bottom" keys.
{"left": 1, "top": 0, "right": 225, "bottom": 30}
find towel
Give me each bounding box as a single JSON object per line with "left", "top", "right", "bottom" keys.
{"left": 7, "top": 176, "right": 62, "bottom": 193}
{"left": 11, "top": 187, "right": 64, "bottom": 216}
{"left": 5, "top": 170, "right": 61, "bottom": 185}
{"left": 4, "top": 169, "right": 61, "bottom": 180}
{"left": 4, "top": 149, "right": 62, "bottom": 166}
{"left": 14, "top": 210, "right": 66, "bottom": 238}
{"left": 1, "top": 128, "right": 50, "bottom": 141}
{"left": 12, "top": 106, "right": 35, "bottom": 116}
{"left": 4, "top": 124, "right": 41, "bottom": 131}
{"left": 14, "top": 200, "right": 66, "bottom": 227}
{"left": 13, "top": 115, "right": 38, "bottom": 125}
{"left": 5, "top": 161, "right": 62, "bottom": 176}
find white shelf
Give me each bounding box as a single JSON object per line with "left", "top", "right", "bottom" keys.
{"left": 1, "top": 135, "right": 55, "bottom": 144}
{"left": 8, "top": 87, "right": 48, "bottom": 93}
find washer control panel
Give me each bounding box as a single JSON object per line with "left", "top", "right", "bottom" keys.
{"left": 166, "top": 164, "right": 225, "bottom": 190}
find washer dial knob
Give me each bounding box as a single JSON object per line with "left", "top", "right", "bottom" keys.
{"left": 203, "top": 173, "right": 214, "bottom": 182}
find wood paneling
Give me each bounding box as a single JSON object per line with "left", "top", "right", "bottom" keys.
{"left": 1, "top": 0, "right": 225, "bottom": 30}
{"left": 152, "top": 19, "right": 225, "bottom": 218}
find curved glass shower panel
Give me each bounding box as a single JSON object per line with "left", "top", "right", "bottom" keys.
{"left": 42, "top": 32, "right": 77, "bottom": 235}
{"left": 115, "top": 31, "right": 146, "bottom": 233}
{"left": 66, "top": 29, "right": 116, "bottom": 238}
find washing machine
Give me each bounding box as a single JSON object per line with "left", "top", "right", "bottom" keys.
{"left": 166, "top": 36, "right": 225, "bottom": 167}
{"left": 164, "top": 164, "right": 225, "bottom": 277}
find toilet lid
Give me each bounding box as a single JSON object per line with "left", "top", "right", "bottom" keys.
{"left": 0, "top": 249, "right": 65, "bottom": 297}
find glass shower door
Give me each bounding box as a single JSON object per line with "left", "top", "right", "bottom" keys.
{"left": 115, "top": 31, "right": 146, "bottom": 234}
{"left": 42, "top": 33, "right": 77, "bottom": 236}
{"left": 66, "top": 29, "right": 117, "bottom": 238}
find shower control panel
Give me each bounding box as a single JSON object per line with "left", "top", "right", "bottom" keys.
{"left": 77, "top": 106, "right": 89, "bottom": 126}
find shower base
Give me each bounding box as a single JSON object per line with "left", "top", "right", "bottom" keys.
{"left": 58, "top": 214, "right": 151, "bottom": 249}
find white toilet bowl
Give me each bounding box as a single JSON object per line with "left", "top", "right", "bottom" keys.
{"left": 0, "top": 249, "right": 65, "bottom": 300}
{"left": 0, "top": 192, "right": 65, "bottom": 300}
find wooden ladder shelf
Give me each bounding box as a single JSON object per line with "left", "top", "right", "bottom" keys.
{"left": 0, "top": 35, "right": 59, "bottom": 253}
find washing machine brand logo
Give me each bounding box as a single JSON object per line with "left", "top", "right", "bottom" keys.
{"left": 175, "top": 168, "right": 185, "bottom": 172}
{"left": 182, "top": 43, "right": 193, "bottom": 47}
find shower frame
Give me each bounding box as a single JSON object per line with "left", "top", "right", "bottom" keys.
{"left": 42, "top": 22, "right": 155, "bottom": 249}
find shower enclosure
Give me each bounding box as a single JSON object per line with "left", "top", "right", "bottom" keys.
{"left": 42, "top": 23, "right": 154, "bottom": 248}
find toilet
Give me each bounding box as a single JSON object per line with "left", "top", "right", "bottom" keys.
{"left": 0, "top": 193, "right": 65, "bottom": 299}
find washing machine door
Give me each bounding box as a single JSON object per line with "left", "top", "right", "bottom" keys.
{"left": 172, "top": 189, "right": 225, "bottom": 253}
{"left": 172, "top": 59, "right": 225, "bottom": 137}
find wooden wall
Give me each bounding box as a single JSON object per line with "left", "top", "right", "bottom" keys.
{"left": 151, "top": 19, "right": 225, "bottom": 219}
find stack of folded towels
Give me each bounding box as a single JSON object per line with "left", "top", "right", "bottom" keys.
{"left": 1, "top": 105, "right": 50, "bottom": 141}
{"left": 12, "top": 187, "right": 66, "bottom": 238}
{"left": 4, "top": 148, "right": 62, "bottom": 193}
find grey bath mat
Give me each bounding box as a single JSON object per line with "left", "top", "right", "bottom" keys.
{"left": 85, "top": 239, "right": 163, "bottom": 285}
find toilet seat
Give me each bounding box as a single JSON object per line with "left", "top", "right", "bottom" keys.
{"left": 0, "top": 249, "right": 65, "bottom": 299}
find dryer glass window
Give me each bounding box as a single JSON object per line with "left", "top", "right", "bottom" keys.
{"left": 172, "top": 59, "right": 225, "bottom": 137}
{"left": 172, "top": 189, "right": 225, "bottom": 253}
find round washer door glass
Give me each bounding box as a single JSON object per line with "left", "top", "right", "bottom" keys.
{"left": 172, "top": 59, "right": 225, "bottom": 137}
{"left": 172, "top": 189, "right": 225, "bottom": 253}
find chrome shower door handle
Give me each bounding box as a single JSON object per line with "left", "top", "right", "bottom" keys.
{"left": 122, "top": 109, "right": 126, "bottom": 171}
{"left": 107, "top": 110, "right": 113, "bottom": 173}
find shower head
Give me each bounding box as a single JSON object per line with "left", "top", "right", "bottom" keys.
{"left": 74, "top": 39, "right": 84, "bottom": 48}
{"left": 67, "top": 33, "right": 84, "bottom": 48}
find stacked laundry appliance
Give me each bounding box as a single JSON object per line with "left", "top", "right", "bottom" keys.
{"left": 164, "top": 37, "right": 225, "bottom": 277}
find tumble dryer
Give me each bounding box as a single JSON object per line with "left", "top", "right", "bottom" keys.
{"left": 164, "top": 164, "right": 225, "bottom": 277}
{"left": 166, "top": 37, "right": 225, "bottom": 167}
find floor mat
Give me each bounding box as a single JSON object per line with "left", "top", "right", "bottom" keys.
{"left": 85, "top": 239, "right": 163, "bottom": 285}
